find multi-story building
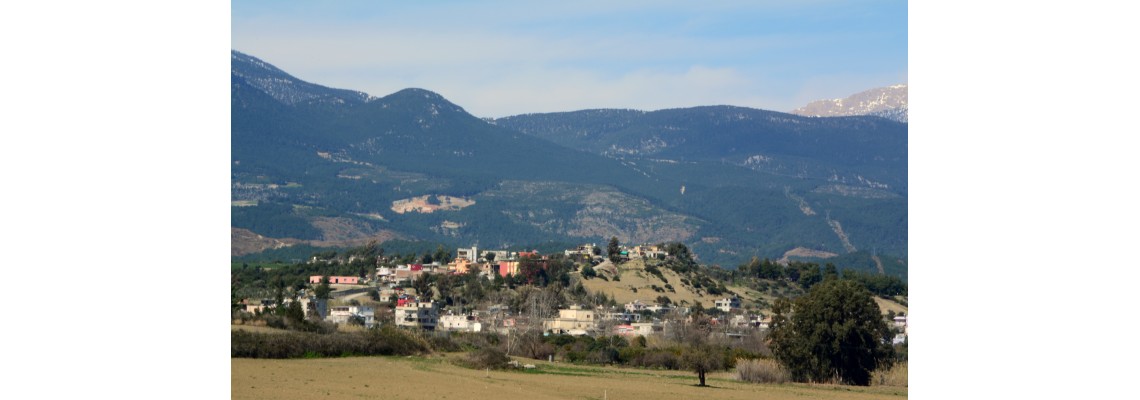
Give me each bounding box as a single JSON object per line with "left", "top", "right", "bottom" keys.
{"left": 543, "top": 305, "right": 597, "bottom": 335}
{"left": 456, "top": 246, "right": 479, "bottom": 261}
{"left": 714, "top": 297, "right": 741, "bottom": 313}
{"left": 564, "top": 243, "right": 599, "bottom": 258}
{"left": 395, "top": 301, "right": 439, "bottom": 330}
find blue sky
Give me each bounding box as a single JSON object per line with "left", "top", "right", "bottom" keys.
{"left": 232, "top": 1, "right": 906, "bottom": 117}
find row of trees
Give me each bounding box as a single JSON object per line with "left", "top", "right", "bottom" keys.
{"left": 737, "top": 257, "right": 907, "bottom": 296}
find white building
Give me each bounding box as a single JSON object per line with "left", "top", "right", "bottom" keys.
{"left": 714, "top": 297, "right": 741, "bottom": 313}
{"left": 892, "top": 333, "right": 907, "bottom": 345}
{"left": 327, "top": 305, "right": 376, "bottom": 328}
{"left": 439, "top": 314, "right": 483, "bottom": 332}
{"left": 625, "top": 300, "right": 649, "bottom": 313}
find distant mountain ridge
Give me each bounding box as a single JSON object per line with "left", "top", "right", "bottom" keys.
{"left": 231, "top": 50, "right": 374, "bottom": 106}
{"left": 491, "top": 106, "right": 907, "bottom": 192}
{"left": 231, "top": 50, "right": 907, "bottom": 272}
{"left": 791, "top": 85, "right": 908, "bottom": 123}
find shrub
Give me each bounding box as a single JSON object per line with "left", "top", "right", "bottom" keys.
{"left": 873, "top": 362, "right": 908, "bottom": 387}
{"left": 458, "top": 347, "right": 512, "bottom": 370}
{"left": 631, "top": 348, "right": 681, "bottom": 370}
{"left": 736, "top": 358, "right": 790, "bottom": 384}
{"left": 581, "top": 265, "right": 597, "bottom": 279}
{"left": 426, "top": 333, "right": 463, "bottom": 352}
{"left": 365, "top": 326, "right": 431, "bottom": 356}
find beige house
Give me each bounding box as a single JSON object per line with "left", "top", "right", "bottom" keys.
{"left": 395, "top": 301, "right": 439, "bottom": 330}
{"left": 543, "top": 305, "right": 597, "bottom": 335}
{"left": 632, "top": 322, "right": 664, "bottom": 336}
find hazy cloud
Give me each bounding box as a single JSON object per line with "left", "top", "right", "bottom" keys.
{"left": 232, "top": 2, "right": 906, "bottom": 117}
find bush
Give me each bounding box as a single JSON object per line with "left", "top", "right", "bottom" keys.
{"left": 426, "top": 333, "right": 464, "bottom": 353}
{"left": 581, "top": 265, "right": 597, "bottom": 279}
{"left": 630, "top": 348, "right": 681, "bottom": 370}
{"left": 458, "top": 347, "right": 512, "bottom": 370}
{"left": 736, "top": 358, "right": 790, "bottom": 384}
{"left": 231, "top": 326, "right": 431, "bottom": 359}
{"left": 873, "top": 362, "right": 908, "bottom": 387}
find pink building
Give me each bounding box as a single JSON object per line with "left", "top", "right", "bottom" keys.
{"left": 498, "top": 261, "right": 519, "bottom": 278}
{"left": 309, "top": 275, "right": 361, "bottom": 284}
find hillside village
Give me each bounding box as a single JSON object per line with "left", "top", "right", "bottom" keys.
{"left": 233, "top": 242, "right": 909, "bottom": 347}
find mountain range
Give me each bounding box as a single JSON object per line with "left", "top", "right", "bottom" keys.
{"left": 231, "top": 50, "right": 908, "bottom": 276}
{"left": 791, "top": 84, "right": 908, "bottom": 123}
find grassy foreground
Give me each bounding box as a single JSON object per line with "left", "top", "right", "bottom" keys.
{"left": 232, "top": 354, "right": 906, "bottom": 400}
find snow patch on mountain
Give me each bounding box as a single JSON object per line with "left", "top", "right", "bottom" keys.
{"left": 791, "top": 84, "right": 908, "bottom": 123}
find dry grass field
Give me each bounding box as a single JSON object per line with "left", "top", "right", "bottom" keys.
{"left": 873, "top": 297, "right": 908, "bottom": 315}
{"left": 232, "top": 354, "right": 906, "bottom": 400}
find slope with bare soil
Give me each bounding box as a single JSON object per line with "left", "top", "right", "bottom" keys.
{"left": 581, "top": 259, "right": 721, "bottom": 308}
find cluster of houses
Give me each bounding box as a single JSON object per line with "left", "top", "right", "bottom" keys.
{"left": 380, "top": 292, "right": 772, "bottom": 339}
{"left": 301, "top": 243, "right": 675, "bottom": 289}
{"left": 368, "top": 243, "right": 674, "bottom": 286}
{"left": 369, "top": 246, "right": 546, "bottom": 285}
{"left": 239, "top": 242, "right": 908, "bottom": 345}
{"left": 240, "top": 289, "right": 907, "bottom": 345}
{"left": 239, "top": 296, "right": 378, "bottom": 328}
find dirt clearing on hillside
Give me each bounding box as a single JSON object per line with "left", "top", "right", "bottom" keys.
{"left": 390, "top": 195, "right": 474, "bottom": 214}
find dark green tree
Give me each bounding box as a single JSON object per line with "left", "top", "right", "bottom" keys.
{"left": 433, "top": 244, "right": 452, "bottom": 264}
{"left": 768, "top": 279, "right": 894, "bottom": 386}
{"left": 314, "top": 275, "right": 332, "bottom": 300}
{"left": 411, "top": 274, "right": 433, "bottom": 299}
{"left": 797, "top": 264, "right": 823, "bottom": 289}
{"left": 607, "top": 236, "right": 621, "bottom": 264}
{"left": 580, "top": 264, "right": 597, "bottom": 279}
{"left": 823, "top": 263, "right": 839, "bottom": 281}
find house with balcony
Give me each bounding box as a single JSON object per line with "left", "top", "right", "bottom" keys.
{"left": 395, "top": 301, "right": 439, "bottom": 330}
{"left": 714, "top": 297, "right": 741, "bottom": 313}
